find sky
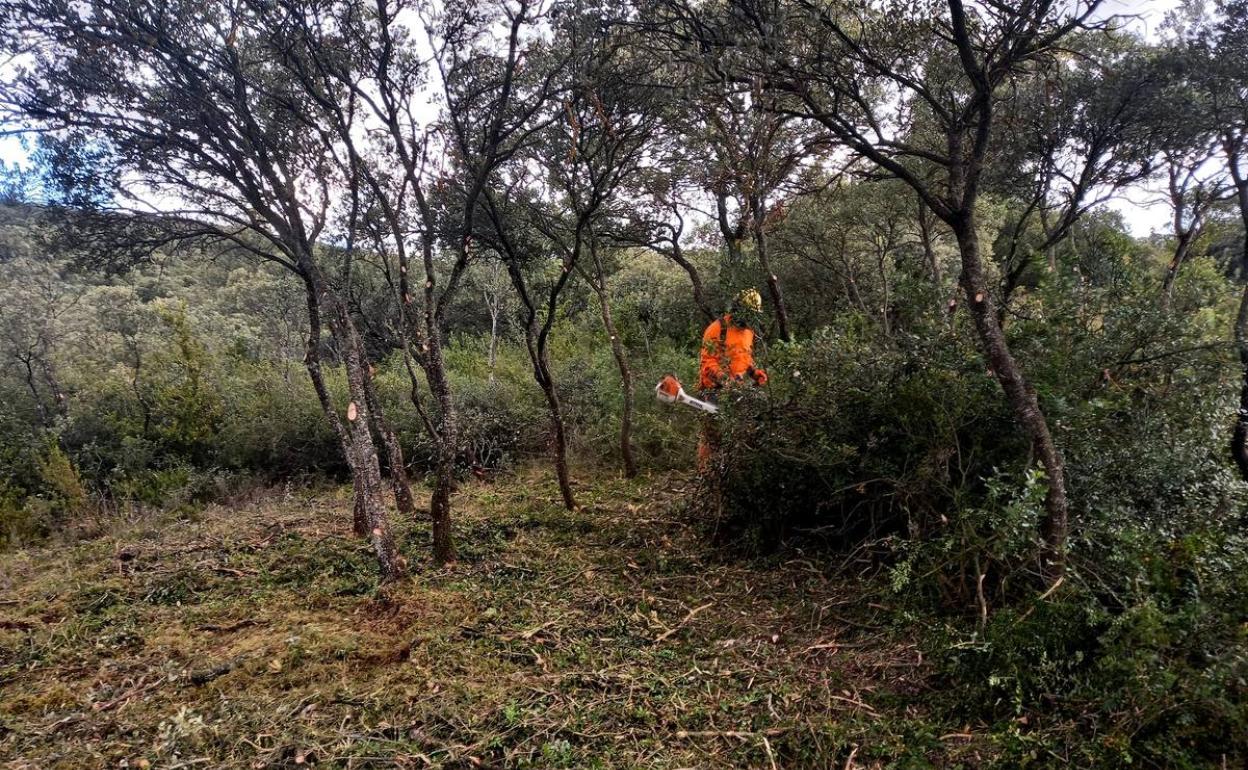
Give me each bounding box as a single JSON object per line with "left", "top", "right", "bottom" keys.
{"left": 1100, "top": 0, "right": 1184, "bottom": 235}
{"left": 0, "top": 0, "right": 1190, "bottom": 236}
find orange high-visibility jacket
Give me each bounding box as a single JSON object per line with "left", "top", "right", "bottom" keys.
{"left": 699, "top": 315, "right": 764, "bottom": 391}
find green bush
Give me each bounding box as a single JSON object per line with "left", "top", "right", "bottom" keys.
{"left": 704, "top": 320, "right": 1015, "bottom": 552}
{"left": 933, "top": 531, "right": 1248, "bottom": 768}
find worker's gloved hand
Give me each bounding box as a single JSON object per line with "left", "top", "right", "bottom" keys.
{"left": 752, "top": 368, "right": 768, "bottom": 386}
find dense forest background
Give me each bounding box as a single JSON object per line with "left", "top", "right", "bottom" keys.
{"left": 1, "top": 0, "right": 1247, "bottom": 766}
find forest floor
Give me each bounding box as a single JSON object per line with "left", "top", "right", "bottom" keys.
{"left": 0, "top": 468, "right": 976, "bottom": 769}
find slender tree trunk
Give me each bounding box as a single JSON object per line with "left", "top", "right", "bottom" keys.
{"left": 918, "top": 197, "right": 942, "bottom": 288}
{"left": 878, "top": 247, "right": 892, "bottom": 337}
{"left": 312, "top": 270, "right": 406, "bottom": 581}
{"left": 486, "top": 190, "right": 578, "bottom": 510}
{"left": 954, "top": 217, "right": 1069, "bottom": 578}
{"left": 302, "top": 280, "right": 367, "bottom": 537}
{"left": 540, "top": 344, "right": 576, "bottom": 509}
{"left": 521, "top": 312, "right": 576, "bottom": 509}
{"left": 838, "top": 234, "right": 868, "bottom": 315}
{"left": 1161, "top": 231, "right": 1195, "bottom": 309}
{"left": 588, "top": 271, "right": 637, "bottom": 478}
{"left": 752, "top": 199, "right": 791, "bottom": 342}
{"left": 20, "top": 357, "right": 50, "bottom": 429}
{"left": 361, "top": 367, "right": 417, "bottom": 517}
{"left": 659, "top": 240, "right": 715, "bottom": 321}
{"left": 1230, "top": 171, "right": 1248, "bottom": 480}
{"left": 717, "top": 190, "right": 746, "bottom": 265}
{"left": 41, "top": 357, "right": 67, "bottom": 421}
{"left": 422, "top": 331, "right": 459, "bottom": 564}
{"left": 487, "top": 300, "right": 500, "bottom": 382}
{"left": 1233, "top": 283, "right": 1248, "bottom": 480}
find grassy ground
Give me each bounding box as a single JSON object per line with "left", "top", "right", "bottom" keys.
{"left": 1, "top": 468, "right": 959, "bottom": 769}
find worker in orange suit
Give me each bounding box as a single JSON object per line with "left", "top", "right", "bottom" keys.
{"left": 698, "top": 288, "right": 768, "bottom": 466}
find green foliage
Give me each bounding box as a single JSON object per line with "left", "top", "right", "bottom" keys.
{"left": 933, "top": 530, "right": 1248, "bottom": 767}
{"left": 707, "top": 320, "right": 1015, "bottom": 553}
{"left": 698, "top": 210, "right": 1248, "bottom": 765}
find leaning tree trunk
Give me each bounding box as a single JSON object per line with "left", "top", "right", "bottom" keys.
{"left": 361, "top": 368, "right": 417, "bottom": 518}
{"left": 752, "top": 198, "right": 792, "bottom": 342}
{"left": 955, "top": 217, "right": 1069, "bottom": 579}
{"left": 302, "top": 280, "right": 367, "bottom": 537}
{"left": 522, "top": 313, "right": 576, "bottom": 510}
{"left": 659, "top": 239, "right": 715, "bottom": 321}
{"left": 587, "top": 271, "right": 637, "bottom": 478}
{"left": 312, "top": 269, "right": 406, "bottom": 582}
{"left": 1161, "top": 230, "right": 1196, "bottom": 310}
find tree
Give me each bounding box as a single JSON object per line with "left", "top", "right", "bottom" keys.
{"left": 0, "top": 0, "right": 407, "bottom": 579}
{"left": 0, "top": 257, "right": 75, "bottom": 429}
{"left": 428, "top": 0, "right": 594, "bottom": 509}
{"left": 538, "top": 9, "right": 661, "bottom": 479}
{"left": 988, "top": 33, "right": 1160, "bottom": 314}
{"left": 656, "top": 0, "right": 1121, "bottom": 578}
{"left": 1135, "top": 32, "right": 1233, "bottom": 307}
{"left": 1179, "top": 0, "right": 1248, "bottom": 477}
{"left": 694, "top": 79, "right": 823, "bottom": 341}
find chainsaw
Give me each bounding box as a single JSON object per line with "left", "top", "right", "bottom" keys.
{"left": 654, "top": 375, "right": 718, "bottom": 414}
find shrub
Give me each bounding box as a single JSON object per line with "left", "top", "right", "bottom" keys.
{"left": 703, "top": 321, "right": 1014, "bottom": 553}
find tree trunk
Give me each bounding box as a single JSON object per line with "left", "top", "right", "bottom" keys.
{"left": 716, "top": 190, "right": 746, "bottom": 264}
{"left": 659, "top": 239, "right": 715, "bottom": 321}
{"left": 302, "top": 280, "right": 368, "bottom": 537}
{"left": 918, "top": 197, "right": 942, "bottom": 287}
{"left": 540, "top": 347, "right": 576, "bottom": 509}
{"left": 954, "top": 218, "right": 1069, "bottom": 578}
{"left": 1233, "top": 283, "right": 1248, "bottom": 480}
{"left": 422, "top": 332, "right": 459, "bottom": 564}
{"left": 522, "top": 313, "right": 576, "bottom": 509}
{"left": 589, "top": 275, "right": 637, "bottom": 478}
{"left": 1161, "top": 231, "right": 1195, "bottom": 309}
{"left": 312, "top": 270, "right": 406, "bottom": 581}
{"left": 361, "top": 367, "right": 417, "bottom": 518}
{"left": 1230, "top": 172, "right": 1248, "bottom": 480}
{"left": 487, "top": 301, "right": 500, "bottom": 382}
{"left": 340, "top": 333, "right": 406, "bottom": 581}
{"left": 20, "top": 356, "right": 50, "bottom": 429}
{"left": 878, "top": 246, "right": 892, "bottom": 337}
{"left": 752, "top": 199, "right": 791, "bottom": 342}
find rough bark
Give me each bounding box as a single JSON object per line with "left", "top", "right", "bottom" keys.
{"left": 955, "top": 218, "right": 1069, "bottom": 576}
{"left": 313, "top": 270, "right": 406, "bottom": 581}
{"left": 301, "top": 280, "right": 367, "bottom": 538}
{"left": 361, "top": 367, "right": 417, "bottom": 518}
{"left": 422, "top": 330, "right": 460, "bottom": 564}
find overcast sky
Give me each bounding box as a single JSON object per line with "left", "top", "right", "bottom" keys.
{"left": 0, "top": 0, "right": 1189, "bottom": 236}
{"left": 1099, "top": 0, "right": 1183, "bottom": 235}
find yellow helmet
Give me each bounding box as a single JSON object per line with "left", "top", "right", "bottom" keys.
{"left": 736, "top": 288, "right": 763, "bottom": 313}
